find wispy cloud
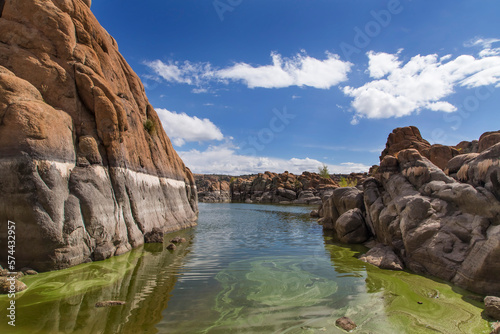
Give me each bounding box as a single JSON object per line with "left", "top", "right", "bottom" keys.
{"left": 178, "top": 142, "right": 370, "bottom": 175}
{"left": 465, "top": 37, "right": 500, "bottom": 57}
{"left": 156, "top": 108, "right": 224, "bottom": 146}
{"left": 145, "top": 51, "right": 352, "bottom": 90}
{"left": 343, "top": 46, "right": 500, "bottom": 123}
{"left": 144, "top": 60, "right": 215, "bottom": 86}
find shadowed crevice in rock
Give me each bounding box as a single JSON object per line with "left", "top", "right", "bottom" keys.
{"left": 0, "top": 0, "right": 5, "bottom": 18}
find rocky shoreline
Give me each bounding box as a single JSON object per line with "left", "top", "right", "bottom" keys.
{"left": 195, "top": 171, "right": 368, "bottom": 205}
{"left": 317, "top": 126, "right": 500, "bottom": 298}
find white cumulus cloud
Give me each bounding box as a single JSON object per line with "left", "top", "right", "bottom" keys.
{"left": 178, "top": 142, "right": 369, "bottom": 175}
{"left": 156, "top": 108, "right": 224, "bottom": 146}
{"left": 343, "top": 48, "right": 500, "bottom": 123}
{"left": 366, "top": 50, "right": 402, "bottom": 79}
{"left": 145, "top": 51, "right": 352, "bottom": 90}
{"left": 218, "top": 52, "right": 352, "bottom": 89}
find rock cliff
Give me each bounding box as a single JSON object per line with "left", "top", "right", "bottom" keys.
{"left": 0, "top": 0, "right": 198, "bottom": 271}
{"left": 319, "top": 126, "right": 500, "bottom": 296}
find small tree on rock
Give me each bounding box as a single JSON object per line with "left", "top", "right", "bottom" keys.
{"left": 318, "top": 164, "right": 330, "bottom": 179}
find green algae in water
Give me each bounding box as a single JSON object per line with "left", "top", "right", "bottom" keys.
{"left": 0, "top": 203, "right": 495, "bottom": 334}
{"left": 0, "top": 230, "right": 194, "bottom": 334}
{"left": 323, "top": 240, "right": 493, "bottom": 334}
{"left": 208, "top": 256, "right": 340, "bottom": 333}
{"left": 245, "top": 258, "right": 337, "bottom": 307}
{"left": 204, "top": 250, "right": 493, "bottom": 334}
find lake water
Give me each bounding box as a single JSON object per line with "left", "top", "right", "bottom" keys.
{"left": 0, "top": 203, "right": 494, "bottom": 333}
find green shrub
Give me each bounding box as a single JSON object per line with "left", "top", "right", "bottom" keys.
{"left": 339, "top": 177, "right": 357, "bottom": 187}
{"left": 318, "top": 164, "right": 330, "bottom": 179}
{"left": 143, "top": 119, "right": 156, "bottom": 135}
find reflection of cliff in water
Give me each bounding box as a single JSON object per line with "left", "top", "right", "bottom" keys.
{"left": 322, "top": 234, "right": 491, "bottom": 334}
{"left": 0, "top": 230, "right": 194, "bottom": 334}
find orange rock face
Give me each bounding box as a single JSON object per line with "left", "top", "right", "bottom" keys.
{"left": 380, "top": 126, "right": 431, "bottom": 160}
{"left": 0, "top": 0, "right": 197, "bottom": 271}
{"left": 380, "top": 126, "right": 459, "bottom": 170}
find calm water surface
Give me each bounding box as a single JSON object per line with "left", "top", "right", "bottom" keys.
{"left": 0, "top": 203, "right": 494, "bottom": 333}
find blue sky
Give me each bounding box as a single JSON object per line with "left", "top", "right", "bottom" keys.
{"left": 92, "top": 0, "right": 500, "bottom": 175}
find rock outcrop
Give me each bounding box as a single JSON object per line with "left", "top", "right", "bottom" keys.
{"left": 231, "top": 171, "right": 336, "bottom": 204}
{"left": 195, "top": 174, "right": 231, "bottom": 203}
{"left": 195, "top": 171, "right": 368, "bottom": 204}
{"left": 0, "top": 0, "right": 198, "bottom": 271}
{"left": 318, "top": 126, "right": 500, "bottom": 296}
{"left": 380, "top": 126, "right": 460, "bottom": 170}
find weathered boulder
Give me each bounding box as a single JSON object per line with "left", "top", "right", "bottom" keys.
{"left": 380, "top": 126, "right": 431, "bottom": 160}
{"left": 277, "top": 187, "right": 297, "bottom": 201}
{"left": 359, "top": 244, "right": 404, "bottom": 270}
{"left": 485, "top": 296, "right": 500, "bottom": 320}
{"left": 0, "top": 277, "right": 27, "bottom": 294}
{"left": 319, "top": 187, "right": 364, "bottom": 230}
{"left": 380, "top": 126, "right": 460, "bottom": 170}
{"left": 144, "top": 228, "right": 164, "bottom": 244}
{"left": 0, "top": 0, "right": 197, "bottom": 271}
{"left": 421, "top": 144, "right": 460, "bottom": 170}
{"left": 445, "top": 153, "right": 479, "bottom": 177}
{"left": 479, "top": 131, "right": 500, "bottom": 153}
{"left": 336, "top": 209, "right": 369, "bottom": 244}
{"left": 454, "top": 140, "right": 479, "bottom": 154}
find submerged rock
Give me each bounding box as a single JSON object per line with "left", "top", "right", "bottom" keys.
{"left": 0, "top": 277, "right": 27, "bottom": 294}
{"left": 95, "top": 301, "right": 126, "bottom": 308}
{"left": 24, "top": 269, "right": 38, "bottom": 276}
{"left": 359, "top": 244, "right": 404, "bottom": 271}
{"left": 144, "top": 228, "right": 164, "bottom": 244}
{"left": 170, "top": 237, "right": 186, "bottom": 244}
{"left": 335, "top": 316, "right": 357, "bottom": 331}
